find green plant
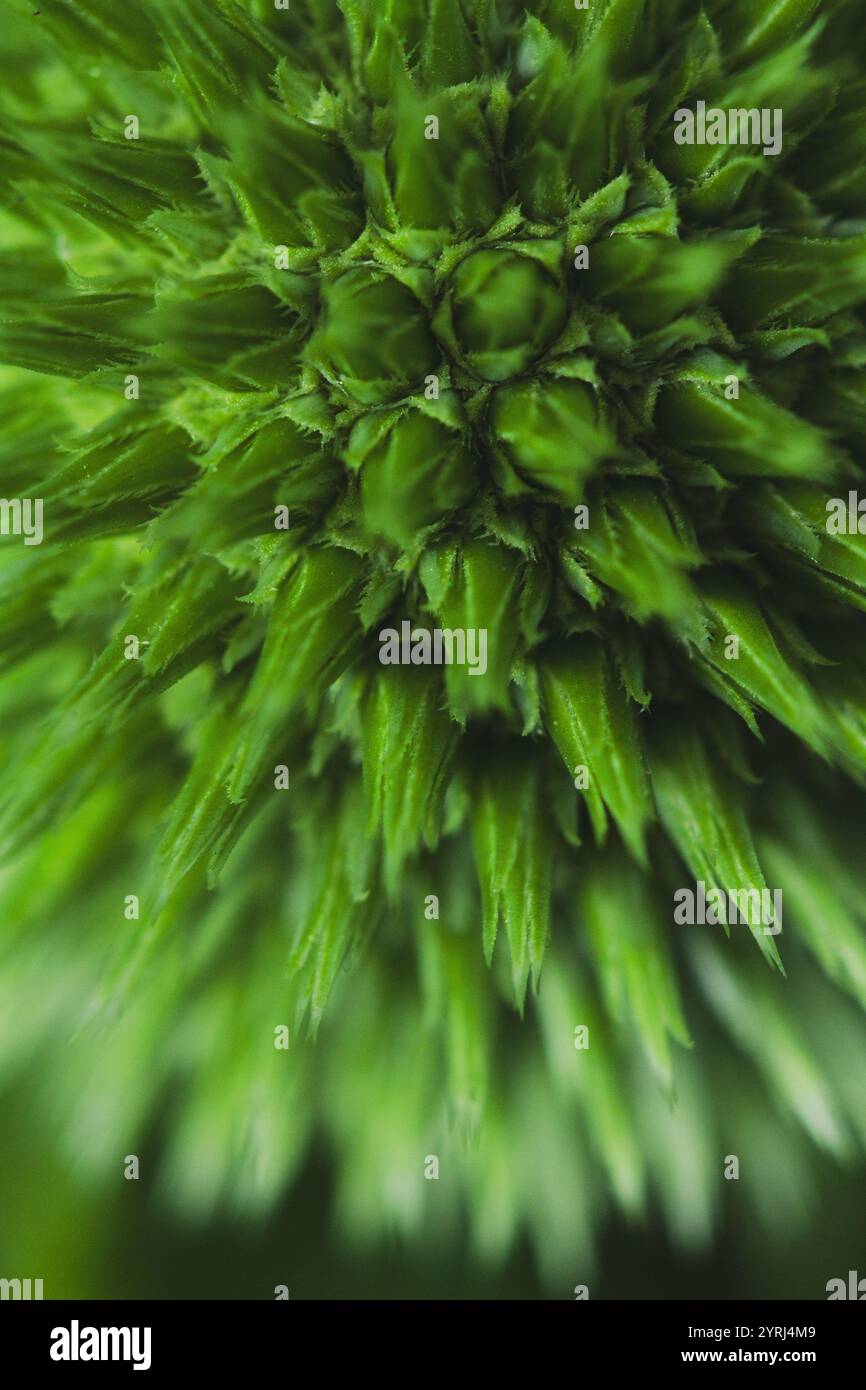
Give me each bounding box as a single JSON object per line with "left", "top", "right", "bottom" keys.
{"left": 1, "top": 0, "right": 866, "bottom": 1289}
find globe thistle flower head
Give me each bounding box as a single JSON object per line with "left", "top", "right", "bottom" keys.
{"left": 1, "top": 0, "right": 866, "bottom": 1292}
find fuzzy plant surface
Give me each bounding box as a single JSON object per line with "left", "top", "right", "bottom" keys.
{"left": 2, "top": 0, "right": 866, "bottom": 1289}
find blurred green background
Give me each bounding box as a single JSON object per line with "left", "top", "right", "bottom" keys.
{"left": 3, "top": 1080, "right": 864, "bottom": 1300}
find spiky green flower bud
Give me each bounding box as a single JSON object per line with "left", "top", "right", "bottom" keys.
{"left": 384, "top": 88, "right": 501, "bottom": 234}
{"left": 441, "top": 248, "right": 567, "bottom": 381}
{"left": 309, "top": 268, "right": 437, "bottom": 402}
{"left": 490, "top": 377, "right": 612, "bottom": 498}
{"left": 348, "top": 401, "right": 476, "bottom": 547}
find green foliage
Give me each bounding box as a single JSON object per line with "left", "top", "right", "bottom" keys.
{"left": 1, "top": 0, "right": 865, "bottom": 1288}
